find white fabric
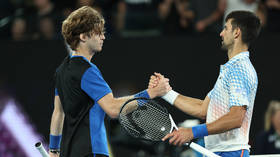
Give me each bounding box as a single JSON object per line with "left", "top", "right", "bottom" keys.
{"left": 205, "top": 52, "right": 258, "bottom": 152}
{"left": 162, "top": 90, "right": 179, "bottom": 105}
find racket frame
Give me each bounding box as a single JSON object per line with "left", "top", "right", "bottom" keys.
{"left": 119, "top": 97, "right": 220, "bottom": 157}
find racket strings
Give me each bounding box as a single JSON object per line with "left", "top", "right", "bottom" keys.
{"left": 119, "top": 99, "right": 172, "bottom": 141}
{"left": 140, "top": 100, "right": 168, "bottom": 115}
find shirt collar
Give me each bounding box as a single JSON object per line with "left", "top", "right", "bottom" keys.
{"left": 222, "top": 51, "right": 249, "bottom": 70}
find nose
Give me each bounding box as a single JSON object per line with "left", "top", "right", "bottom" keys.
{"left": 101, "top": 34, "right": 105, "bottom": 40}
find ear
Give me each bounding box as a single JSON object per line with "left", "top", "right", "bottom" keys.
{"left": 79, "top": 33, "right": 88, "bottom": 42}
{"left": 234, "top": 27, "right": 241, "bottom": 39}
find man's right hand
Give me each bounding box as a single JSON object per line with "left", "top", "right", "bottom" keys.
{"left": 147, "top": 72, "right": 172, "bottom": 98}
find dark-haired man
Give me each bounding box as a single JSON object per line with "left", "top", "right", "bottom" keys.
{"left": 150, "top": 10, "right": 261, "bottom": 157}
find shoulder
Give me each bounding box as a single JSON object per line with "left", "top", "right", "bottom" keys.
{"left": 71, "top": 57, "right": 100, "bottom": 75}
{"left": 70, "top": 57, "right": 92, "bottom": 69}
{"left": 56, "top": 57, "right": 97, "bottom": 80}
{"left": 229, "top": 58, "right": 256, "bottom": 79}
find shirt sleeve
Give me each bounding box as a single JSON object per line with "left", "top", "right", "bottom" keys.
{"left": 207, "top": 89, "right": 213, "bottom": 99}
{"left": 228, "top": 68, "right": 250, "bottom": 108}
{"left": 81, "top": 66, "right": 112, "bottom": 102}
{"left": 55, "top": 88, "right": 59, "bottom": 96}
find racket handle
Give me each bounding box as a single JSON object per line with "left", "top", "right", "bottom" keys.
{"left": 169, "top": 115, "right": 219, "bottom": 156}
{"left": 35, "top": 142, "right": 49, "bottom": 157}
{"left": 186, "top": 142, "right": 220, "bottom": 157}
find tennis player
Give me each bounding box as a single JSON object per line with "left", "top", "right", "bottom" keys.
{"left": 49, "top": 6, "right": 171, "bottom": 157}
{"left": 150, "top": 11, "right": 261, "bottom": 157}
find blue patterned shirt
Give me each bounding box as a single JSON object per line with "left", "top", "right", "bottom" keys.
{"left": 206, "top": 51, "right": 258, "bottom": 152}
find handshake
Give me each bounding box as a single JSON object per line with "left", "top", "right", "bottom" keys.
{"left": 147, "top": 72, "right": 179, "bottom": 105}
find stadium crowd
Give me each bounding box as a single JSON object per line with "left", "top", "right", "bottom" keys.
{"left": 1, "top": 0, "right": 280, "bottom": 41}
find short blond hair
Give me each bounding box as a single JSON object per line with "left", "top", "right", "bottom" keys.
{"left": 62, "top": 6, "right": 105, "bottom": 50}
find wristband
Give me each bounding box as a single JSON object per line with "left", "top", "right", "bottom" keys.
{"left": 134, "top": 90, "right": 150, "bottom": 106}
{"left": 49, "top": 149, "right": 60, "bottom": 154}
{"left": 49, "top": 134, "right": 62, "bottom": 149}
{"left": 192, "top": 124, "right": 209, "bottom": 139}
{"left": 134, "top": 90, "right": 150, "bottom": 99}
{"left": 161, "top": 90, "right": 179, "bottom": 105}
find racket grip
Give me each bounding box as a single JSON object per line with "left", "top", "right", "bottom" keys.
{"left": 187, "top": 142, "right": 220, "bottom": 157}
{"left": 35, "top": 142, "right": 50, "bottom": 157}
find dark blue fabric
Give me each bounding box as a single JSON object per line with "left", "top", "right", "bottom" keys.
{"left": 134, "top": 90, "right": 150, "bottom": 105}
{"left": 215, "top": 149, "right": 249, "bottom": 157}
{"left": 192, "top": 124, "right": 208, "bottom": 138}
{"left": 81, "top": 64, "right": 112, "bottom": 156}
{"left": 134, "top": 90, "right": 150, "bottom": 99}
{"left": 81, "top": 66, "right": 112, "bottom": 102}
{"left": 89, "top": 103, "right": 108, "bottom": 156}
{"left": 55, "top": 88, "right": 58, "bottom": 96}
{"left": 49, "top": 134, "right": 62, "bottom": 149}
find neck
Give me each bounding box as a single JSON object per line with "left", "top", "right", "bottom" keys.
{"left": 227, "top": 42, "right": 248, "bottom": 60}
{"left": 74, "top": 46, "right": 94, "bottom": 62}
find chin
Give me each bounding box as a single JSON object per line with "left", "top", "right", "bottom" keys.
{"left": 221, "top": 45, "right": 227, "bottom": 50}
{"left": 95, "top": 48, "right": 102, "bottom": 52}
{"left": 221, "top": 42, "right": 228, "bottom": 50}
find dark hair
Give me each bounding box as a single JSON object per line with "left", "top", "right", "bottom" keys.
{"left": 62, "top": 6, "right": 105, "bottom": 50}
{"left": 225, "top": 10, "right": 261, "bottom": 46}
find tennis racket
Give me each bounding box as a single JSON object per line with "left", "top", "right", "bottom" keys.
{"left": 35, "top": 142, "right": 49, "bottom": 157}
{"left": 118, "top": 97, "right": 220, "bottom": 157}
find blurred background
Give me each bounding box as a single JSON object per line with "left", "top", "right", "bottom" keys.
{"left": 0, "top": 0, "right": 280, "bottom": 156}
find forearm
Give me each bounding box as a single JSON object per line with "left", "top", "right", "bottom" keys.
{"left": 100, "top": 90, "right": 151, "bottom": 119}
{"left": 50, "top": 109, "right": 64, "bottom": 135}
{"left": 206, "top": 106, "right": 246, "bottom": 135}
{"left": 207, "top": 115, "right": 240, "bottom": 135}
{"left": 174, "top": 95, "right": 205, "bottom": 119}
{"left": 190, "top": 106, "right": 246, "bottom": 140}
{"left": 112, "top": 95, "right": 135, "bottom": 117}
{"left": 49, "top": 106, "right": 64, "bottom": 152}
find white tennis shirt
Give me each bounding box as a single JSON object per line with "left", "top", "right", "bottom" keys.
{"left": 206, "top": 51, "right": 258, "bottom": 152}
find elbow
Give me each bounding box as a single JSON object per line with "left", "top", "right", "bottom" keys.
{"left": 100, "top": 95, "right": 121, "bottom": 119}
{"left": 106, "top": 102, "right": 120, "bottom": 119}
{"left": 233, "top": 115, "right": 245, "bottom": 129}
{"left": 235, "top": 117, "right": 244, "bottom": 128}
{"left": 200, "top": 115, "right": 206, "bottom": 120}
{"left": 199, "top": 110, "right": 207, "bottom": 120}
{"left": 229, "top": 106, "right": 247, "bottom": 129}
{"left": 233, "top": 122, "right": 242, "bottom": 129}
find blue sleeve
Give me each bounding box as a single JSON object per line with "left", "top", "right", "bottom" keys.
{"left": 228, "top": 68, "right": 250, "bottom": 108}
{"left": 55, "top": 88, "right": 58, "bottom": 96}
{"left": 81, "top": 66, "right": 112, "bottom": 102}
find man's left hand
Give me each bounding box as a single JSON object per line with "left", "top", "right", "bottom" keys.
{"left": 162, "top": 127, "right": 194, "bottom": 146}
